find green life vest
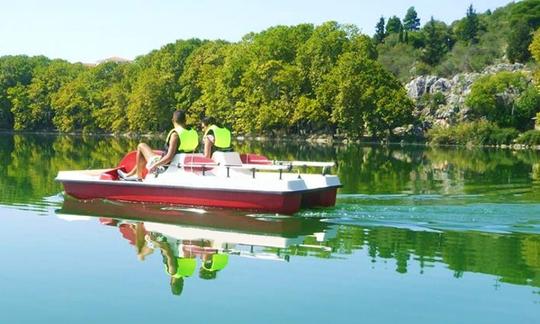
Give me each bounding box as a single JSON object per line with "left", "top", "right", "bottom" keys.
{"left": 166, "top": 257, "right": 197, "bottom": 279}
{"left": 166, "top": 126, "right": 199, "bottom": 153}
{"left": 204, "top": 125, "right": 231, "bottom": 149}
{"left": 202, "top": 253, "right": 229, "bottom": 271}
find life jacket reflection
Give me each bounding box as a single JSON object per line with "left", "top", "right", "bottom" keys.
{"left": 204, "top": 125, "right": 231, "bottom": 149}
{"left": 166, "top": 126, "right": 199, "bottom": 153}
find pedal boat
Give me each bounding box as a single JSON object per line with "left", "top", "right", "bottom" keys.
{"left": 55, "top": 152, "right": 341, "bottom": 214}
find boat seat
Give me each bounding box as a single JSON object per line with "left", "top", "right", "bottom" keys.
{"left": 212, "top": 152, "right": 243, "bottom": 166}
{"left": 240, "top": 153, "right": 272, "bottom": 165}
{"left": 182, "top": 154, "right": 216, "bottom": 173}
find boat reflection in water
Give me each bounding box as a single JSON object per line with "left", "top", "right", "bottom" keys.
{"left": 56, "top": 196, "right": 336, "bottom": 296}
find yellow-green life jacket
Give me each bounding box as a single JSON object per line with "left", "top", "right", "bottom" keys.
{"left": 204, "top": 125, "right": 231, "bottom": 149}
{"left": 166, "top": 126, "right": 199, "bottom": 153}
{"left": 166, "top": 257, "right": 197, "bottom": 279}
{"left": 202, "top": 253, "right": 229, "bottom": 271}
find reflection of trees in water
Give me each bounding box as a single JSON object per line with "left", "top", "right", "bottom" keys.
{"left": 0, "top": 134, "right": 154, "bottom": 204}
{"left": 239, "top": 222, "right": 540, "bottom": 288}
{"left": 1, "top": 135, "right": 539, "bottom": 204}
{"left": 321, "top": 225, "right": 540, "bottom": 288}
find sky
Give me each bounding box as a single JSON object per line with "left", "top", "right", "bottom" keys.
{"left": 0, "top": 0, "right": 514, "bottom": 63}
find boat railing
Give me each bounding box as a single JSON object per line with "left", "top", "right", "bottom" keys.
{"left": 175, "top": 160, "right": 335, "bottom": 179}
{"left": 273, "top": 160, "right": 335, "bottom": 176}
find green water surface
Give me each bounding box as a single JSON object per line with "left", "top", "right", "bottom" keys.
{"left": 0, "top": 134, "right": 539, "bottom": 323}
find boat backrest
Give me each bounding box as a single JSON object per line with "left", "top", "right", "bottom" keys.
{"left": 240, "top": 153, "right": 272, "bottom": 165}
{"left": 212, "top": 152, "right": 242, "bottom": 166}
{"left": 182, "top": 154, "right": 215, "bottom": 172}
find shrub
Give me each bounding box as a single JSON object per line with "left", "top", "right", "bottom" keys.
{"left": 516, "top": 130, "right": 540, "bottom": 145}
{"left": 427, "top": 120, "right": 519, "bottom": 146}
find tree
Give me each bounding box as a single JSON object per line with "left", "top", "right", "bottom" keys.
{"left": 529, "top": 27, "right": 540, "bottom": 62}
{"left": 529, "top": 27, "right": 540, "bottom": 84}
{"left": 507, "top": 20, "right": 532, "bottom": 63}
{"left": 374, "top": 17, "right": 386, "bottom": 44}
{"left": 386, "top": 16, "right": 402, "bottom": 34}
{"left": 8, "top": 60, "right": 84, "bottom": 130}
{"left": 421, "top": 18, "right": 451, "bottom": 66}
{"left": 466, "top": 72, "right": 539, "bottom": 130}
{"left": 403, "top": 7, "right": 420, "bottom": 31}
{"left": 320, "top": 53, "right": 413, "bottom": 138}
{"left": 460, "top": 5, "right": 480, "bottom": 44}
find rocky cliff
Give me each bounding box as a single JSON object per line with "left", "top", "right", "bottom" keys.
{"left": 404, "top": 63, "right": 531, "bottom": 130}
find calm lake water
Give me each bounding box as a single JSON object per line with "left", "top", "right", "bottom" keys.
{"left": 0, "top": 134, "right": 539, "bottom": 323}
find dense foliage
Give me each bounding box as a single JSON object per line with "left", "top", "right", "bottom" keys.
{"left": 427, "top": 120, "right": 519, "bottom": 146}
{"left": 0, "top": 23, "right": 413, "bottom": 138}
{"left": 376, "top": 0, "right": 540, "bottom": 81}
{"left": 516, "top": 130, "right": 540, "bottom": 145}
{"left": 465, "top": 72, "right": 540, "bottom": 131}
{"left": 2, "top": 1, "right": 540, "bottom": 143}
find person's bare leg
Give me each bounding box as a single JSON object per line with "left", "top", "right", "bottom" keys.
{"left": 126, "top": 142, "right": 154, "bottom": 177}
{"left": 135, "top": 143, "right": 157, "bottom": 179}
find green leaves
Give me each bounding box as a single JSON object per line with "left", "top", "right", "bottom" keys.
{"left": 0, "top": 22, "right": 414, "bottom": 139}
{"left": 466, "top": 72, "right": 540, "bottom": 130}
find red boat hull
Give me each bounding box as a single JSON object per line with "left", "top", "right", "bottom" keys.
{"left": 61, "top": 181, "right": 339, "bottom": 214}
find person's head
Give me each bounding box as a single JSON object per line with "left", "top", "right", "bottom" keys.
{"left": 200, "top": 116, "right": 215, "bottom": 130}
{"left": 170, "top": 276, "right": 184, "bottom": 296}
{"left": 172, "top": 110, "right": 187, "bottom": 126}
{"left": 199, "top": 265, "right": 218, "bottom": 280}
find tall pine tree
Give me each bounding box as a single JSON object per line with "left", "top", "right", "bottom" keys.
{"left": 403, "top": 7, "right": 420, "bottom": 31}
{"left": 386, "top": 16, "right": 402, "bottom": 34}
{"left": 374, "top": 17, "right": 386, "bottom": 44}
{"left": 461, "top": 4, "right": 479, "bottom": 44}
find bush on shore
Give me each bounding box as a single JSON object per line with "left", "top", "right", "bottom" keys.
{"left": 515, "top": 130, "right": 540, "bottom": 145}
{"left": 427, "top": 120, "right": 519, "bottom": 146}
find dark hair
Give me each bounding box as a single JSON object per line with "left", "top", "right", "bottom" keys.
{"left": 201, "top": 116, "right": 216, "bottom": 127}
{"left": 172, "top": 110, "right": 187, "bottom": 125}
{"left": 170, "top": 277, "right": 184, "bottom": 296}
{"left": 199, "top": 264, "right": 218, "bottom": 280}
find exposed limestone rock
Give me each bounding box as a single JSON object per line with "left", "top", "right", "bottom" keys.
{"left": 404, "top": 63, "right": 530, "bottom": 130}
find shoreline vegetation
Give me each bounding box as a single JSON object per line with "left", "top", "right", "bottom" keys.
{"left": 3, "top": 129, "right": 540, "bottom": 151}
{"left": 2, "top": 1, "right": 540, "bottom": 147}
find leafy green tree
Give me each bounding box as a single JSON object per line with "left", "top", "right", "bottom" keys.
{"left": 245, "top": 24, "right": 314, "bottom": 64}
{"left": 320, "top": 53, "right": 413, "bottom": 138}
{"left": 386, "top": 16, "right": 402, "bottom": 34}
{"left": 52, "top": 62, "right": 130, "bottom": 132}
{"left": 235, "top": 60, "right": 302, "bottom": 133}
{"left": 178, "top": 41, "right": 232, "bottom": 125}
{"left": 374, "top": 17, "right": 386, "bottom": 44}
{"left": 296, "top": 21, "right": 351, "bottom": 91}
{"left": 529, "top": 27, "right": 540, "bottom": 84}
{"left": 128, "top": 39, "right": 203, "bottom": 131}
{"left": 466, "top": 72, "right": 539, "bottom": 130}
{"left": 507, "top": 20, "right": 532, "bottom": 63}
{"left": 127, "top": 67, "right": 172, "bottom": 132}
{"left": 530, "top": 27, "right": 540, "bottom": 62}
{"left": 0, "top": 56, "right": 52, "bottom": 129}
{"left": 421, "top": 18, "right": 452, "bottom": 66}
{"left": 403, "top": 7, "right": 420, "bottom": 31}
{"left": 460, "top": 5, "right": 480, "bottom": 44}
{"left": 8, "top": 60, "right": 84, "bottom": 130}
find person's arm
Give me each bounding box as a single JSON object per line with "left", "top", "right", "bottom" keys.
{"left": 153, "top": 133, "right": 179, "bottom": 169}
{"left": 204, "top": 136, "right": 213, "bottom": 159}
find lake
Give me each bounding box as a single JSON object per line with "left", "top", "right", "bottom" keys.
{"left": 0, "top": 134, "right": 539, "bottom": 323}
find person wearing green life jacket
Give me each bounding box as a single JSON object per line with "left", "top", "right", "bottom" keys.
{"left": 146, "top": 232, "right": 197, "bottom": 296}
{"left": 118, "top": 110, "right": 199, "bottom": 181}
{"left": 200, "top": 116, "right": 232, "bottom": 159}
{"left": 199, "top": 252, "right": 229, "bottom": 280}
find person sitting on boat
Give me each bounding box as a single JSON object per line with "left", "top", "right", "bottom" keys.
{"left": 118, "top": 110, "right": 199, "bottom": 181}
{"left": 201, "top": 116, "right": 232, "bottom": 159}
